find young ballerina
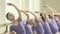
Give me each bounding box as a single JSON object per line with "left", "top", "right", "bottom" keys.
{"left": 40, "top": 12, "right": 52, "bottom": 34}
{"left": 34, "top": 10, "right": 52, "bottom": 34}
{"left": 44, "top": 5, "right": 58, "bottom": 34}
{"left": 20, "top": 10, "right": 33, "bottom": 34}
{"left": 58, "top": 15, "right": 60, "bottom": 32}
{"left": 6, "top": 3, "right": 26, "bottom": 34}
{"left": 54, "top": 13, "right": 60, "bottom": 32}
{"left": 26, "top": 11, "right": 44, "bottom": 34}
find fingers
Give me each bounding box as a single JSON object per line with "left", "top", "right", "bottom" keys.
{"left": 35, "top": 11, "right": 40, "bottom": 13}
{"left": 43, "top": 5, "right": 48, "bottom": 7}
{"left": 25, "top": 10, "right": 29, "bottom": 12}
{"left": 7, "top": 3, "right": 14, "bottom": 6}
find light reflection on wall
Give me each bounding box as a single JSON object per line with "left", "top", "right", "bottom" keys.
{"left": 5, "top": 0, "right": 42, "bottom": 22}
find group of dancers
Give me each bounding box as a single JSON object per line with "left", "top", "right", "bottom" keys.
{"left": 2, "top": 3, "right": 60, "bottom": 34}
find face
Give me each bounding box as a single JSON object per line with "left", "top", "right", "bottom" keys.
{"left": 42, "top": 12, "right": 49, "bottom": 18}
{"left": 29, "top": 19, "right": 36, "bottom": 25}
{"left": 54, "top": 16, "right": 59, "bottom": 21}
{"left": 7, "top": 13, "right": 15, "bottom": 21}
{"left": 42, "top": 13, "right": 46, "bottom": 18}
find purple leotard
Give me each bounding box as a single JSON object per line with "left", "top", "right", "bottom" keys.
{"left": 32, "top": 20, "right": 44, "bottom": 34}
{"left": 49, "top": 18, "right": 58, "bottom": 34}
{"left": 25, "top": 21, "right": 33, "bottom": 34}
{"left": 57, "top": 22, "right": 60, "bottom": 32}
{"left": 10, "top": 18, "right": 26, "bottom": 34}
{"left": 43, "top": 20, "right": 52, "bottom": 34}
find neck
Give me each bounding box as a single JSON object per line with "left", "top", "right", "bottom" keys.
{"left": 12, "top": 20, "right": 15, "bottom": 22}
{"left": 56, "top": 20, "right": 60, "bottom": 23}
{"left": 11, "top": 20, "right": 16, "bottom": 24}
{"left": 33, "top": 22, "right": 37, "bottom": 27}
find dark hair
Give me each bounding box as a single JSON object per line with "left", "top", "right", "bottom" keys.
{"left": 54, "top": 15, "right": 60, "bottom": 18}
{"left": 40, "top": 13, "right": 42, "bottom": 16}
{"left": 40, "top": 13, "right": 45, "bottom": 22}
{"left": 48, "top": 15, "right": 53, "bottom": 19}
{"left": 6, "top": 13, "right": 9, "bottom": 19}
{"left": 54, "top": 15, "right": 58, "bottom": 17}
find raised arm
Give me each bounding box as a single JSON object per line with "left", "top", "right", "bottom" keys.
{"left": 7, "top": 3, "right": 21, "bottom": 19}
{"left": 35, "top": 11, "right": 40, "bottom": 13}
{"left": 9, "top": 32, "right": 15, "bottom": 34}
{"left": 53, "top": 8, "right": 56, "bottom": 13}
{"left": 0, "top": 24, "right": 6, "bottom": 27}
{"left": 44, "top": 5, "right": 57, "bottom": 14}
{"left": 35, "top": 10, "right": 44, "bottom": 13}
{"left": 44, "top": 5, "right": 54, "bottom": 17}
{"left": 27, "top": 11, "right": 38, "bottom": 20}
{"left": 54, "top": 13, "right": 60, "bottom": 16}
{"left": 21, "top": 10, "right": 29, "bottom": 21}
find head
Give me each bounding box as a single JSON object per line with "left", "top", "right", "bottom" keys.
{"left": 6, "top": 13, "right": 15, "bottom": 21}
{"left": 48, "top": 15, "right": 52, "bottom": 19}
{"left": 54, "top": 15, "right": 59, "bottom": 22}
{"left": 40, "top": 12, "right": 48, "bottom": 19}
{"left": 29, "top": 19, "right": 36, "bottom": 25}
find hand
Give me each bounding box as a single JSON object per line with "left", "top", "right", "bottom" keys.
{"left": 7, "top": 3, "right": 14, "bottom": 6}
{"left": 25, "top": 10, "right": 29, "bottom": 12}
{"left": 35, "top": 11, "right": 39, "bottom": 13}
{"left": 25, "top": 10, "right": 32, "bottom": 13}
{"left": 1, "top": 32, "right": 5, "bottom": 34}
{"left": 43, "top": 5, "right": 48, "bottom": 7}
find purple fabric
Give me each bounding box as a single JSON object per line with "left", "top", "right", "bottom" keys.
{"left": 25, "top": 21, "right": 32, "bottom": 34}
{"left": 43, "top": 20, "right": 52, "bottom": 34}
{"left": 10, "top": 18, "right": 26, "bottom": 34}
{"left": 57, "top": 23, "right": 60, "bottom": 32}
{"left": 49, "top": 18, "right": 58, "bottom": 34}
{"left": 32, "top": 20, "right": 44, "bottom": 34}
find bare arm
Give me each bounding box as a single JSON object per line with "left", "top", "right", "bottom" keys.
{"left": 0, "top": 22, "right": 12, "bottom": 27}
{"left": 9, "top": 31, "right": 16, "bottom": 34}
{"left": 27, "top": 11, "right": 38, "bottom": 20}
{"left": 53, "top": 8, "right": 56, "bottom": 13}
{"left": 0, "top": 24, "right": 6, "bottom": 27}
{"left": 44, "top": 5, "right": 54, "bottom": 17}
{"left": 54, "top": 13, "right": 60, "bottom": 15}
{"left": 35, "top": 11, "right": 40, "bottom": 13}
{"left": 33, "top": 31, "right": 35, "bottom": 34}
{"left": 21, "top": 10, "right": 29, "bottom": 21}
{"left": 7, "top": 3, "right": 21, "bottom": 19}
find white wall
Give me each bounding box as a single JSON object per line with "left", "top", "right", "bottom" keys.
{"left": 5, "top": 0, "right": 20, "bottom": 22}
{"left": 42, "top": 0, "right": 60, "bottom": 13}
{"left": 0, "top": 0, "right": 5, "bottom": 24}
{"left": 5, "top": 0, "right": 42, "bottom": 22}
{"left": 0, "top": 0, "right": 5, "bottom": 33}
{"left": 0, "top": 0, "right": 42, "bottom": 33}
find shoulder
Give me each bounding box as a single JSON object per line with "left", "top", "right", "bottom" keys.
{"left": 10, "top": 25, "right": 14, "bottom": 29}
{"left": 16, "top": 18, "right": 22, "bottom": 21}
{"left": 32, "top": 26, "right": 34, "bottom": 31}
